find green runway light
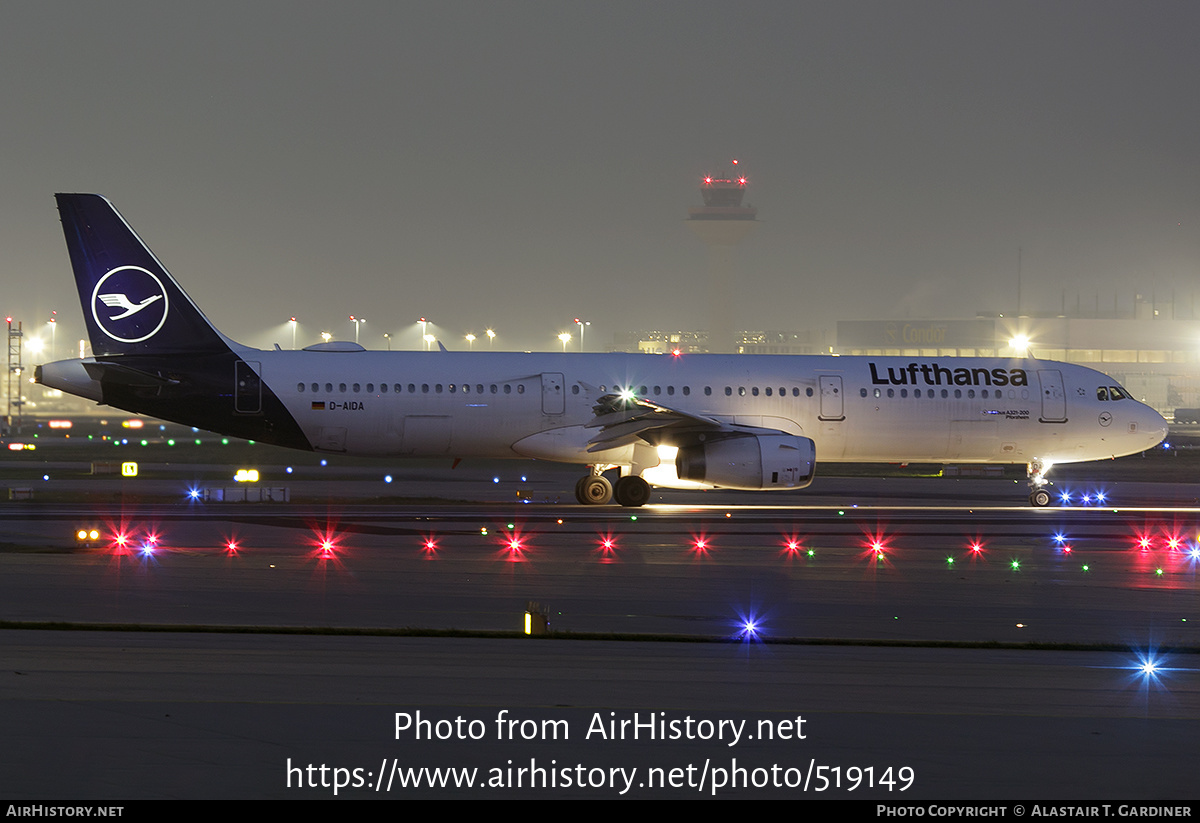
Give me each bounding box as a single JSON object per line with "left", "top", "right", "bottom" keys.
{"left": 1081, "top": 564, "right": 1090, "bottom": 572}
{"left": 1010, "top": 559, "right": 1020, "bottom": 570}
{"left": 807, "top": 549, "right": 814, "bottom": 557}
{"left": 946, "top": 557, "right": 954, "bottom": 565}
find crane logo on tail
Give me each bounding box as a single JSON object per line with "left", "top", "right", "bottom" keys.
{"left": 91, "top": 266, "right": 169, "bottom": 343}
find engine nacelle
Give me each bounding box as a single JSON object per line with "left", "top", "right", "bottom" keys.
{"left": 675, "top": 434, "right": 816, "bottom": 490}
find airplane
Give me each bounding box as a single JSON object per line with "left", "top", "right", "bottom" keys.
{"left": 36, "top": 193, "right": 1169, "bottom": 507}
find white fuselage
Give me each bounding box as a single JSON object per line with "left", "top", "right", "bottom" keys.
{"left": 250, "top": 350, "right": 1166, "bottom": 471}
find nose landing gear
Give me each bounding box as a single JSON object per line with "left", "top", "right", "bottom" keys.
{"left": 1027, "top": 458, "right": 1052, "bottom": 507}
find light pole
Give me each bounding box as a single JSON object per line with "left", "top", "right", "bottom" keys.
{"left": 486, "top": 328, "right": 495, "bottom": 349}
{"left": 350, "top": 316, "right": 365, "bottom": 345}
{"left": 383, "top": 333, "right": 392, "bottom": 351}
{"left": 558, "top": 332, "right": 571, "bottom": 352}
{"left": 574, "top": 318, "right": 590, "bottom": 352}
{"left": 48, "top": 313, "right": 57, "bottom": 360}
{"left": 465, "top": 333, "right": 476, "bottom": 350}
{"left": 423, "top": 334, "right": 435, "bottom": 352}
{"left": 289, "top": 317, "right": 297, "bottom": 350}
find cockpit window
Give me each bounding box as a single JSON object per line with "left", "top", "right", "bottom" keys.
{"left": 1097, "top": 387, "right": 1109, "bottom": 401}
{"left": 1109, "top": 386, "right": 1127, "bottom": 400}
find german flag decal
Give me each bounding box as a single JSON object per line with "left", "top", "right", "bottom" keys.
{"left": 311, "top": 401, "right": 325, "bottom": 410}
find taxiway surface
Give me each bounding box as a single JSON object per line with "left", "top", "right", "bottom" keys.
{"left": 1, "top": 473, "right": 1197, "bottom": 799}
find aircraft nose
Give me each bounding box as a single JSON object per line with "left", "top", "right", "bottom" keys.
{"left": 1143, "top": 406, "right": 1169, "bottom": 449}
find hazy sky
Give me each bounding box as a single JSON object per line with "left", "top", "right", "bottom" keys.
{"left": 2, "top": 1, "right": 1197, "bottom": 352}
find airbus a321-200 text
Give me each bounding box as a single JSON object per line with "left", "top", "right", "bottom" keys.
{"left": 37, "top": 194, "right": 1168, "bottom": 507}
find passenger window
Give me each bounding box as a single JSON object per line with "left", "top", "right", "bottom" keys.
{"left": 887, "top": 388, "right": 894, "bottom": 398}
{"left": 325, "top": 383, "right": 333, "bottom": 393}
{"left": 436, "top": 384, "right": 443, "bottom": 393}
{"left": 859, "top": 388, "right": 867, "bottom": 397}
{"left": 738, "top": 387, "right": 746, "bottom": 396}
{"left": 297, "top": 383, "right": 304, "bottom": 392}
{"left": 517, "top": 384, "right": 525, "bottom": 394}
{"left": 901, "top": 389, "right": 908, "bottom": 398}
{"left": 751, "top": 387, "right": 758, "bottom": 396}
{"left": 571, "top": 385, "right": 580, "bottom": 395}
{"left": 968, "top": 389, "right": 975, "bottom": 399}
{"left": 353, "top": 383, "right": 360, "bottom": 393}
{"left": 311, "top": 383, "right": 319, "bottom": 393}
{"left": 682, "top": 386, "right": 690, "bottom": 396}
{"left": 380, "top": 383, "right": 388, "bottom": 393}
{"left": 724, "top": 387, "right": 732, "bottom": 396}
{"left": 667, "top": 386, "right": 674, "bottom": 396}
{"left": 504, "top": 385, "right": 511, "bottom": 394}
{"left": 407, "top": 384, "right": 415, "bottom": 393}
{"left": 653, "top": 386, "right": 661, "bottom": 396}
{"left": 367, "top": 383, "right": 374, "bottom": 393}
{"left": 941, "top": 389, "right": 948, "bottom": 398}
{"left": 449, "top": 384, "right": 456, "bottom": 393}
{"left": 873, "top": 388, "right": 881, "bottom": 398}
{"left": 477, "top": 384, "right": 484, "bottom": 394}
{"left": 806, "top": 388, "right": 813, "bottom": 397}
{"left": 339, "top": 383, "right": 347, "bottom": 393}
{"left": 765, "top": 387, "right": 772, "bottom": 397}
{"left": 490, "top": 385, "right": 497, "bottom": 394}
{"left": 914, "top": 389, "right": 921, "bottom": 398}
{"left": 954, "top": 389, "right": 961, "bottom": 398}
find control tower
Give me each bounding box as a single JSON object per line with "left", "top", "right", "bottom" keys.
{"left": 686, "top": 161, "right": 758, "bottom": 353}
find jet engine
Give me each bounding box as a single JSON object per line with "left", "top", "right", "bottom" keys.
{"left": 675, "top": 434, "right": 816, "bottom": 490}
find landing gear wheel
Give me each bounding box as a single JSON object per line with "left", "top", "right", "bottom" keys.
{"left": 576, "top": 475, "right": 613, "bottom": 505}
{"left": 1029, "top": 488, "right": 1051, "bottom": 507}
{"left": 613, "top": 475, "right": 651, "bottom": 508}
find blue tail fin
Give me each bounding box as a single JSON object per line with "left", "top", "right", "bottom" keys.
{"left": 56, "top": 194, "right": 231, "bottom": 356}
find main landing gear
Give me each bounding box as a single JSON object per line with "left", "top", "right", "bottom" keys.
{"left": 574, "top": 468, "right": 651, "bottom": 507}
{"left": 1027, "top": 458, "right": 1052, "bottom": 507}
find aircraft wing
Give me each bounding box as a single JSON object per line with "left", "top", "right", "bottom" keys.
{"left": 584, "top": 393, "right": 740, "bottom": 452}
